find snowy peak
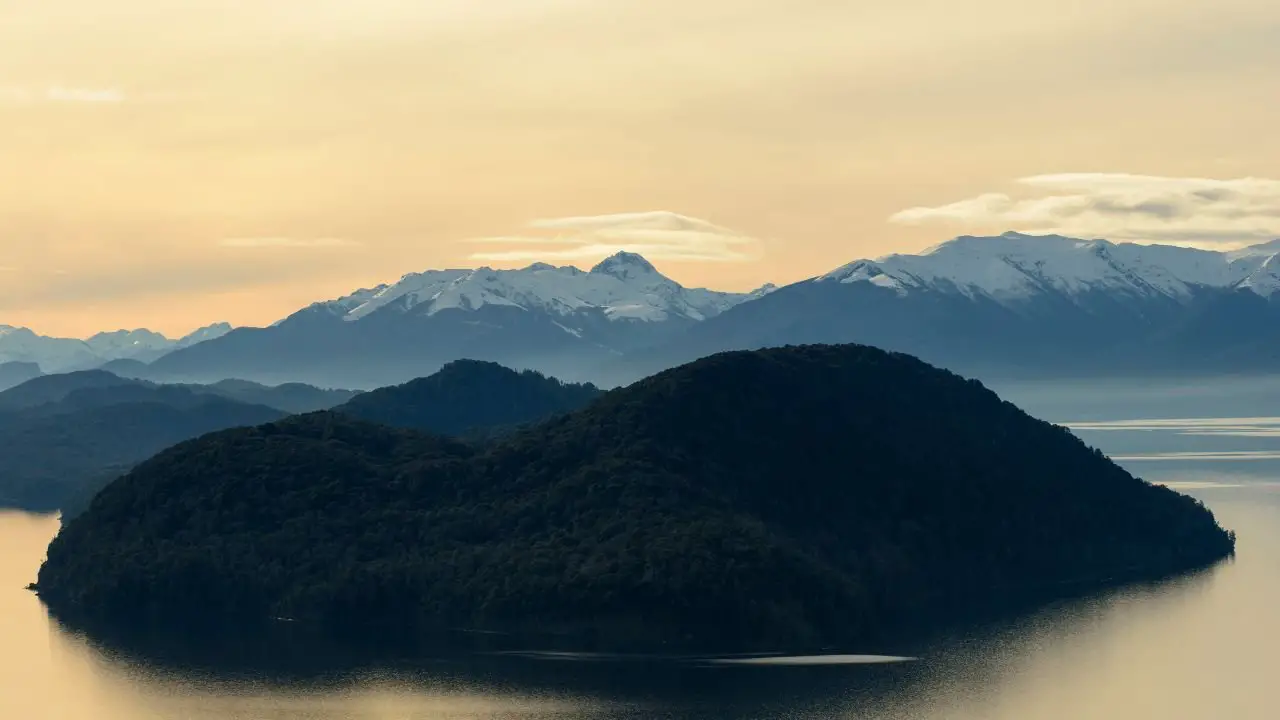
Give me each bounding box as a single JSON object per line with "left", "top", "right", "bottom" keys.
{"left": 307, "top": 253, "right": 763, "bottom": 328}
{"left": 0, "top": 327, "right": 98, "bottom": 372}
{"left": 820, "top": 233, "right": 1280, "bottom": 303}
{"left": 177, "top": 322, "right": 234, "bottom": 348}
{"left": 1237, "top": 252, "right": 1280, "bottom": 297}
{"left": 0, "top": 322, "right": 235, "bottom": 371}
{"left": 590, "top": 251, "right": 661, "bottom": 281}
{"left": 86, "top": 324, "right": 234, "bottom": 357}
{"left": 87, "top": 329, "right": 171, "bottom": 355}
{"left": 1228, "top": 238, "right": 1280, "bottom": 261}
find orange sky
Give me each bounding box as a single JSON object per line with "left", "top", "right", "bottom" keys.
{"left": 2, "top": 0, "right": 1278, "bottom": 337}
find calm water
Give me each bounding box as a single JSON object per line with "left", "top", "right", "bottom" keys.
{"left": 5, "top": 406, "right": 1280, "bottom": 718}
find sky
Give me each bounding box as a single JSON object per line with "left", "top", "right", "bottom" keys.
{"left": 2, "top": 0, "right": 1279, "bottom": 337}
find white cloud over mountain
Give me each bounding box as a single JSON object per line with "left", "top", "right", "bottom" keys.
{"left": 891, "top": 174, "right": 1280, "bottom": 246}
{"left": 467, "top": 211, "right": 763, "bottom": 263}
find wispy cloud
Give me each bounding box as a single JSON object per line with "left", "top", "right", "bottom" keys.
{"left": 467, "top": 211, "right": 763, "bottom": 263}
{"left": 891, "top": 174, "right": 1280, "bottom": 245}
{"left": 218, "top": 237, "right": 361, "bottom": 249}
{"left": 1, "top": 85, "right": 127, "bottom": 105}
{"left": 46, "top": 86, "right": 125, "bottom": 103}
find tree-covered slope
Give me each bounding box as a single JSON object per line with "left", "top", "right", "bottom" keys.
{"left": 0, "top": 389, "right": 284, "bottom": 512}
{"left": 36, "top": 345, "right": 1235, "bottom": 649}
{"left": 335, "top": 359, "right": 601, "bottom": 436}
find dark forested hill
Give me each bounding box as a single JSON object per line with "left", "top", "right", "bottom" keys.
{"left": 335, "top": 359, "right": 600, "bottom": 436}
{"left": 0, "top": 370, "right": 350, "bottom": 512}
{"left": 0, "top": 388, "right": 284, "bottom": 512}
{"left": 185, "top": 379, "right": 358, "bottom": 414}
{"left": 36, "top": 345, "right": 1235, "bottom": 650}
{"left": 0, "top": 369, "right": 354, "bottom": 415}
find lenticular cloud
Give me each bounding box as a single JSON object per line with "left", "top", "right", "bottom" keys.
{"left": 891, "top": 173, "right": 1280, "bottom": 246}
{"left": 468, "top": 211, "right": 763, "bottom": 263}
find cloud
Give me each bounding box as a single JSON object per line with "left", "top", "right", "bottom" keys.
{"left": 891, "top": 174, "right": 1280, "bottom": 245}
{"left": 0, "top": 86, "right": 127, "bottom": 105}
{"left": 467, "top": 211, "right": 762, "bottom": 263}
{"left": 218, "top": 237, "right": 361, "bottom": 249}
{"left": 45, "top": 86, "right": 125, "bottom": 103}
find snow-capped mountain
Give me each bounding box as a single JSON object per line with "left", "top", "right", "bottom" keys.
{"left": 310, "top": 252, "right": 764, "bottom": 325}
{"left": 0, "top": 323, "right": 234, "bottom": 372}
{"left": 0, "top": 326, "right": 103, "bottom": 372}
{"left": 130, "top": 233, "right": 1280, "bottom": 388}
{"left": 621, "top": 233, "right": 1280, "bottom": 384}
{"left": 818, "top": 232, "right": 1280, "bottom": 303}
{"left": 86, "top": 329, "right": 174, "bottom": 359}
{"left": 174, "top": 322, "right": 235, "bottom": 348}
{"left": 151, "top": 252, "right": 774, "bottom": 388}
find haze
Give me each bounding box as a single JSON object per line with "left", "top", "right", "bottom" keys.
{"left": 2, "top": 0, "right": 1278, "bottom": 336}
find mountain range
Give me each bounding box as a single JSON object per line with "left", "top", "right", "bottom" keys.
{"left": 2, "top": 359, "right": 601, "bottom": 515}
{"left": 626, "top": 232, "right": 1280, "bottom": 382}
{"left": 14, "top": 232, "right": 1280, "bottom": 388}
{"left": 139, "top": 252, "right": 775, "bottom": 388}
{"left": 0, "top": 323, "right": 233, "bottom": 381}
{"left": 0, "top": 370, "right": 357, "bottom": 512}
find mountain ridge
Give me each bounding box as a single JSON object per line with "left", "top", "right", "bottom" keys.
{"left": 820, "top": 232, "right": 1280, "bottom": 302}
{"left": 0, "top": 369, "right": 356, "bottom": 513}
{"left": 0, "top": 322, "right": 234, "bottom": 372}
{"left": 24, "top": 233, "right": 1280, "bottom": 388}
{"left": 145, "top": 251, "right": 775, "bottom": 388}
{"left": 617, "top": 233, "right": 1280, "bottom": 384}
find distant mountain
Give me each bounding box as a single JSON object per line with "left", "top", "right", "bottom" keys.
{"left": 145, "top": 252, "right": 773, "bottom": 388}
{"left": 0, "top": 383, "right": 284, "bottom": 512}
{"left": 175, "top": 322, "right": 236, "bottom": 348}
{"left": 84, "top": 329, "right": 174, "bottom": 362}
{"left": 36, "top": 345, "right": 1233, "bottom": 650}
{"left": 96, "top": 358, "right": 151, "bottom": 379}
{"left": 619, "top": 233, "right": 1280, "bottom": 383}
{"left": 0, "top": 323, "right": 234, "bottom": 372}
{"left": 336, "top": 359, "right": 601, "bottom": 436}
{"left": 0, "top": 369, "right": 353, "bottom": 513}
{"left": 195, "top": 379, "right": 359, "bottom": 414}
{"left": 0, "top": 370, "right": 354, "bottom": 416}
{"left": 36, "top": 233, "right": 1280, "bottom": 390}
{"left": 0, "top": 326, "right": 101, "bottom": 372}
{"left": 0, "top": 361, "right": 42, "bottom": 392}
{"left": 0, "top": 370, "right": 136, "bottom": 412}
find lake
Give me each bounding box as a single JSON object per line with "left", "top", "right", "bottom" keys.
{"left": 4, "top": 395, "right": 1280, "bottom": 718}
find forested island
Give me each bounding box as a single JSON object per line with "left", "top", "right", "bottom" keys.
{"left": 35, "top": 345, "right": 1236, "bottom": 649}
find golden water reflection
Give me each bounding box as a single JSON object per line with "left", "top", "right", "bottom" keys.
{"left": 3, "top": 482, "right": 1279, "bottom": 720}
